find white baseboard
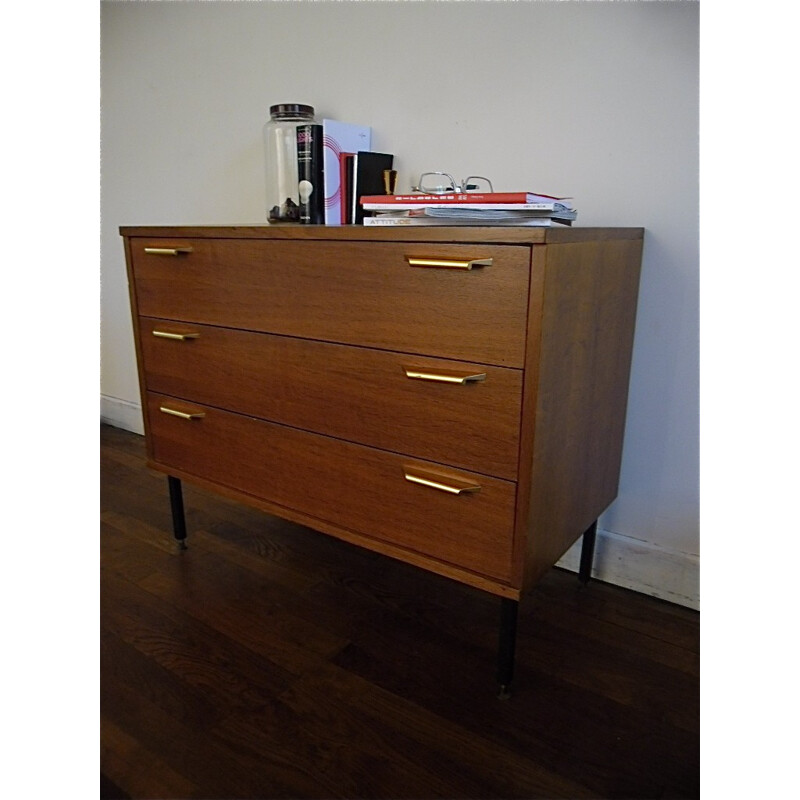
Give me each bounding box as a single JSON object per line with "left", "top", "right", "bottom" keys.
{"left": 557, "top": 527, "right": 699, "bottom": 610}
{"left": 100, "top": 395, "right": 144, "bottom": 435}
{"left": 98, "top": 396, "right": 699, "bottom": 610}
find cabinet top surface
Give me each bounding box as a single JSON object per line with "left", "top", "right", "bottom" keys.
{"left": 119, "top": 224, "right": 643, "bottom": 245}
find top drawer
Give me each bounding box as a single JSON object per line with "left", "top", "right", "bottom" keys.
{"left": 128, "top": 238, "right": 531, "bottom": 367}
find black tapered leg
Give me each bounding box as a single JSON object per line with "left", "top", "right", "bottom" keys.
{"left": 578, "top": 519, "right": 598, "bottom": 585}
{"left": 496, "top": 598, "right": 519, "bottom": 700}
{"left": 167, "top": 476, "right": 188, "bottom": 550}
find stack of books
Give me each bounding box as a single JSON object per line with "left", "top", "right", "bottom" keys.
{"left": 359, "top": 192, "right": 577, "bottom": 227}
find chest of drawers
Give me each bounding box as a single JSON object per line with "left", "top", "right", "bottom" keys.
{"left": 121, "top": 224, "right": 643, "bottom": 695}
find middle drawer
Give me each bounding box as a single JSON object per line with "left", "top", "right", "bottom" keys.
{"left": 139, "top": 317, "right": 522, "bottom": 480}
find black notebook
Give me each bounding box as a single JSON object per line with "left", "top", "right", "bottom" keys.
{"left": 352, "top": 151, "right": 394, "bottom": 225}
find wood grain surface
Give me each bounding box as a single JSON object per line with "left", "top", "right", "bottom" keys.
{"left": 147, "top": 394, "right": 517, "bottom": 583}
{"left": 139, "top": 317, "right": 523, "bottom": 480}
{"left": 129, "top": 239, "right": 531, "bottom": 366}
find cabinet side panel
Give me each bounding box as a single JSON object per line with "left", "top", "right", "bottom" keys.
{"left": 510, "top": 246, "right": 544, "bottom": 588}
{"left": 521, "top": 238, "right": 643, "bottom": 591}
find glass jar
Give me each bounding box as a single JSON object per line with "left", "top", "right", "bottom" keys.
{"left": 263, "top": 103, "right": 316, "bottom": 223}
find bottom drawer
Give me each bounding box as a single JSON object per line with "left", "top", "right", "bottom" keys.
{"left": 147, "top": 393, "right": 516, "bottom": 582}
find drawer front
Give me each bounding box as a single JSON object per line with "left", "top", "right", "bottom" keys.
{"left": 129, "top": 238, "right": 530, "bottom": 367}
{"left": 140, "top": 317, "right": 522, "bottom": 480}
{"left": 147, "top": 394, "right": 516, "bottom": 582}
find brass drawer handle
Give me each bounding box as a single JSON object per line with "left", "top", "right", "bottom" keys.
{"left": 403, "top": 466, "right": 481, "bottom": 495}
{"left": 152, "top": 330, "right": 200, "bottom": 341}
{"left": 144, "top": 246, "right": 193, "bottom": 256}
{"left": 405, "top": 256, "right": 492, "bottom": 270}
{"left": 402, "top": 366, "right": 486, "bottom": 385}
{"left": 159, "top": 406, "right": 206, "bottom": 421}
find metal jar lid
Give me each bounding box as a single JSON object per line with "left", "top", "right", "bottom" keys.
{"left": 269, "top": 104, "right": 315, "bottom": 119}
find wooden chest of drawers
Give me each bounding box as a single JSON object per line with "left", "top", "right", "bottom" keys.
{"left": 121, "top": 224, "right": 643, "bottom": 694}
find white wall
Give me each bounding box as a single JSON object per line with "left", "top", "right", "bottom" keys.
{"left": 100, "top": 0, "right": 699, "bottom": 608}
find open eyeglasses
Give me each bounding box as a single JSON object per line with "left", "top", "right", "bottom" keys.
{"left": 411, "top": 172, "right": 494, "bottom": 195}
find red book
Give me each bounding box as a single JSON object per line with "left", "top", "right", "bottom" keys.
{"left": 338, "top": 152, "right": 354, "bottom": 224}
{"left": 359, "top": 191, "right": 572, "bottom": 206}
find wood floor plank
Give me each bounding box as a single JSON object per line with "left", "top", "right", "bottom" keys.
{"left": 279, "top": 664, "right": 600, "bottom": 799}
{"left": 101, "top": 717, "right": 199, "bottom": 799}
{"left": 102, "top": 568, "right": 295, "bottom": 704}
{"left": 100, "top": 771, "right": 131, "bottom": 800}
{"left": 102, "top": 674, "right": 310, "bottom": 799}
{"left": 332, "top": 639, "right": 694, "bottom": 798}
{"left": 137, "top": 557, "right": 351, "bottom": 674}
{"left": 532, "top": 572, "right": 700, "bottom": 652}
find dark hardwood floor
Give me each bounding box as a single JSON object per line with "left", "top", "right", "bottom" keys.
{"left": 100, "top": 423, "right": 699, "bottom": 799}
